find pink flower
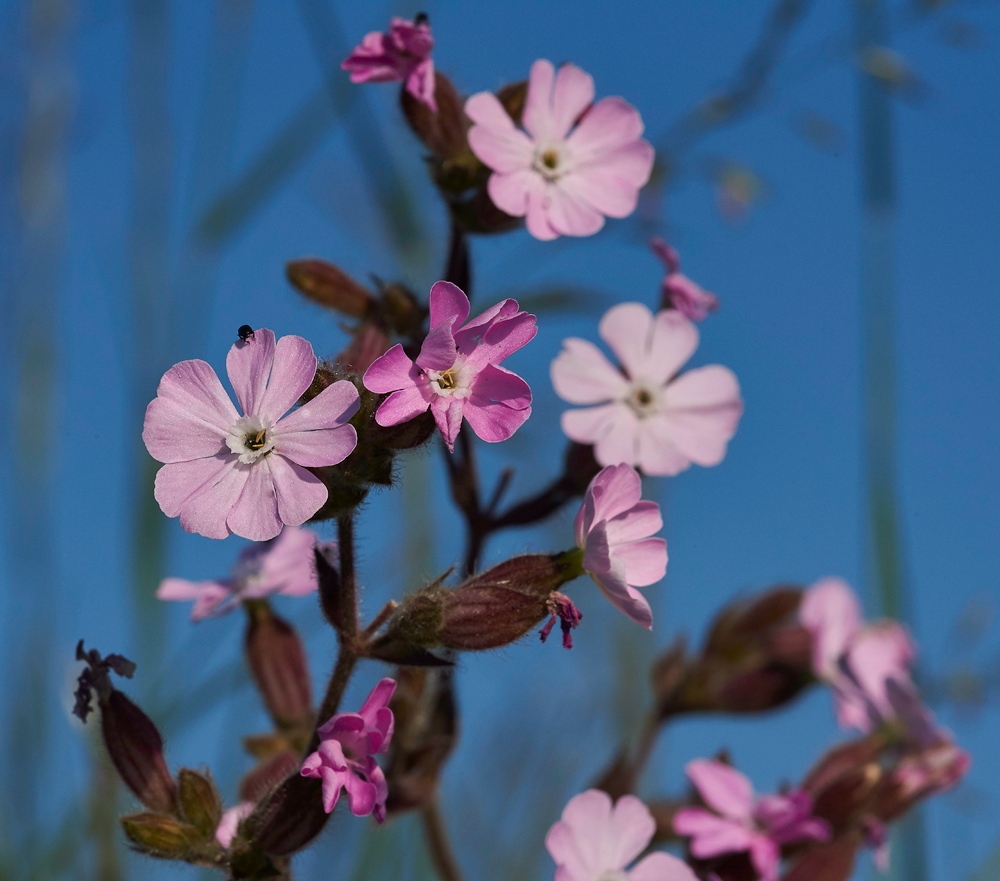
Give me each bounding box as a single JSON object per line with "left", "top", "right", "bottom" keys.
{"left": 650, "top": 237, "right": 719, "bottom": 322}
{"left": 799, "top": 578, "right": 917, "bottom": 733}
{"left": 341, "top": 16, "right": 436, "bottom": 111}
{"left": 363, "top": 281, "right": 536, "bottom": 452}
{"left": 673, "top": 760, "right": 830, "bottom": 881}
{"left": 551, "top": 304, "right": 742, "bottom": 476}
{"left": 143, "top": 329, "right": 360, "bottom": 542}
{"left": 157, "top": 526, "right": 332, "bottom": 621}
{"left": 546, "top": 789, "right": 698, "bottom": 881}
{"left": 465, "top": 59, "right": 655, "bottom": 240}
{"left": 575, "top": 464, "right": 667, "bottom": 631}
{"left": 216, "top": 801, "right": 254, "bottom": 848}
{"left": 301, "top": 677, "right": 396, "bottom": 823}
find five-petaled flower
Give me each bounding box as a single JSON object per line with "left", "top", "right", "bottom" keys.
{"left": 466, "top": 59, "right": 655, "bottom": 240}
{"left": 342, "top": 16, "right": 437, "bottom": 111}
{"left": 575, "top": 464, "right": 667, "bottom": 631}
{"left": 673, "top": 759, "right": 830, "bottom": 881}
{"left": 142, "top": 329, "right": 360, "bottom": 542}
{"left": 798, "top": 577, "right": 918, "bottom": 734}
{"left": 157, "top": 526, "right": 333, "bottom": 621}
{"left": 551, "top": 303, "right": 742, "bottom": 476}
{"left": 546, "top": 789, "right": 698, "bottom": 881}
{"left": 301, "top": 678, "right": 397, "bottom": 823}
{"left": 650, "top": 237, "right": 719, "bottom": 322}
{"left": 363, "top": 281, "right": 536, "bottom": 452}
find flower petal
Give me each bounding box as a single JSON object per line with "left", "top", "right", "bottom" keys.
{"left": 466, "top": 92, "right": 535, "bottom": 173}
{"left": 551, "top": 338, "right": 629, "bottom": 404}
{"left": 635, "top": 419, "right": 692, "bottom": 477}
{"left": 469, "top": 363, "right": 532, "bottom": 410}
{"left": 588, "top": 463, "right": 643, "bottom": 524}
{"left": 432, "top": 398, "right": 463, "bottom": 452}
{"left": 375, "top": 386, "right": 433, "bottom": 426}
{"left": 566, "top": 97, "right": 645, "bottom": 162}
{"left": 275, "top": 424, "right": 358, "bottom": 468}
{"left": 561, "top": 403, "right": 624, "bottom": 445}
{"left": 275, "top": 379, "right": 361, "bottom": 434}
{"left": 661, "top": 366, "right": 743, "bottom": 466}
{"left": 461, "top": 311, "right": 538, "bottom": 370}
{"left": 463, "top": 382, "right": 531, "bottom": 443}
{"left": 487, "top": 168, "right": 543, "bottom": 218}
{"left": 593, "top": 409, "right": 640, "bottom": 468}
{"left": 548, "top": 790, "right": 614, "bottom": 876}
{"left": 560, "top": 140, "right": 655, "bottom": 218}
{"left": 673, "top": 808, "right": 754, "bottom": 857}
{"left": 226, "top": 461, "right": 282, "bottom": 542}
{"left": 749, "top": 835, "right": 781, "bottom": 881}
{"left": 605, "top": 501, "right": 662, "bottom": 545}
{"left": 416, "top": 321, "right": 458, "bottom": 371}
{"left": 268, "top": 454, "right": 328, "bottom": 527}
{"left": 628, "top": 852, "right": 699, "bottom": 881}
{"left": 226, "top": 328, "right": 276, "bottom": 416}
{"left": 342, "top": 767, "right": 378, "bottom": 817}
{"left": 428, "top": 280, "right": 471, "bottom": 330}
{"left": 522, "top": 58, "right": 556, "bottom": 142}
{"left": 798, "top": 577, "right": 863, "bottom": 679}
{"left": 614, "top": 537, "right": 667, "bottom": 588}
{"left": 150, "top": 359, "right": 240, "bottom": 431}
{"left": 685, "top": 759, "right": 754, "bottom": 821}
{"left": 547, "top": 182, "right": 606, "bottom": 238}
{"left": 257, "top": 334, "right": 318, "bottom": 423}
{"left": 364, "top": 344, "right": 417, "bottom": 394}
{"left": 526, "top": 185, "right": 560, "bottom": 240}
{"left": 608, "top": 794, "right": 655, "bottom": 867}
{"left": 551, "top": 63, "right": 596, "bottom": 142}
{"left": 598, "top": 303, "right": 655, "bottom": 381}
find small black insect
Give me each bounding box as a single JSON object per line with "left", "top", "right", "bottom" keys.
{"left": 237, "top": 324, "right": 255, "bottom": 343}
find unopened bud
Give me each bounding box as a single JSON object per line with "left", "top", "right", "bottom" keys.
{"left": 286, "top": 259, "right": 375, "bottom": 318}
{"left": 380, "top": 282, "right": 424, "bottom": 338}
{"left": 177, "top": 768, "right": 223, "bottom": 839}
{"left": 245, "top": 603, "right": 313, "bottom": 729}
{"left": 250, "top": 773, "right": 330, "bottom": 857}
{"left": 121, "top": 812, "right": 201, "bottom": 858}
{"left": 704, "top": 587, "right": 803, "bottom": 661}
{"left": 811, "top": 763, "right": 882, "bottom": 833}
{"left": 716, "top": 662, "right": 811, "bottom": 713}
{"left": 239, "top": 749, "right": 301, "bottom": 805}
{"left": 782, "top": 831, "right": 863, "bottom": 881}
{"left": 802, "top": 737, "right": 888, "bottom": 797}
{"left": 102, "top": 690, "right": 178, "bottom": 814}
{"left": 367, "top": 409, "right": 437, "bottom": 451}
{"left": 564, "top": 441, "right": 603, "bottom": 494}
{"left": 401, "top": 72, "right": 468, "bottom": 160}
{"left": 873, "top": 740, "right": 971, "bottom": 821}
{"left": 497, "top": 80, "right": 528, "bottom": 125}
{"left": 651, "top": 637, "right": 689, "bottom": 717}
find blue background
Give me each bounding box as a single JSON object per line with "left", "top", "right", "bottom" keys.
{"left": 1, "top": 1, "right": 998, "bottom": 879}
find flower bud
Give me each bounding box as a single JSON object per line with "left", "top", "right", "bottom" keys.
{"left": 497, "top": 80, "right": 528, "bottom": 125}
{"left": 239, "top": 748, "right": 301, "bottom": 805}
{"left": 872, "top": 740, "right": 971, "bottom": 822}
{"left": 380, "top": 282, "right": 424, "bottom": 338}
{"left": 703, "top": 587, "right": 803, "bottom": 661}
{"left": 336, "top": 320, "right": 392, "bottom": 375}
{"left": 102, "top": 690, "right": 178, "bottom": 814}
{"left": 650, "top": 637, "right": 689, "bottom": 717}
{"left": 400, "top": 71, "right": 468, "bottom": 160}
{"left": 781, "top": 831, "right": 863, "bottom": 881}
{"left": 367, "top": 409, "right": 436, "bottom": 451}
{"left": 245, "top": 603, "right": 313, "bottom": 729}
{"left": 177, "top": 768, "right": 223, "bottom": 840}
{"left": 249, "top": 773, "right": 329, "bottom": 857}
{"left": 120, "top": 812, "right": 202, "bottom": 859}
{"left": 810, "top": 763, "right": 882, "bottom": 833}
{"left": 286, "top": 259, "right": 375, "bottom": 318}
{"left": 715, "top": 663, "right": 811, "bottom": 713}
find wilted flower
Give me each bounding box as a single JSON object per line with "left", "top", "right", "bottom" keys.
{"left": 546, "top": 789, "right": 698, "bottom": 881}
{"left": 143, "top": 329, "right": 360, "bottom": 541}
{"left": 466, "top": 59, "right": 654, "bottom": 240}
{"left": 575, "top": 464, "right": 667, "bottom": 630}
{"left": 301, "top": 678, "right": 396, "bottom": 822}
{"left": 552, "top": 304, "right": 742, "bottom": 475}
{"left": 799, "top": 578, "right": 916, "bottom": 733}
{"left": 650, "top": 237, "right": 719, "bottom": 321}
{"left": 363, "top": 281, "right": 536, "bottom": 452}
{"left": 157, "top": 526, "right": 333, "bottom": 620}
{"left": 342, "top": 16, "right": 436, "bottom": 111}
{"left": 673, "top": 759, "right": 830, "bottom": 881}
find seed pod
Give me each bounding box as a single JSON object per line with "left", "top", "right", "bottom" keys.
{"left": 400, "top": 71, "right": 469, "bottom": 160}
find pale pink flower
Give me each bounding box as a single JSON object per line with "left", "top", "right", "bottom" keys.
{"left": 216, "top": 801, "right": 254, "bottom": 848}
{"left": 650, "top": 237, "right": 719, "bottom": 322}
{"left": 363, "top": 281, "right": 536, "bottom": 452}
{"left": 301, "top": 678, "right": 396, "bottom": 823}
{"left": 551, "top": 304, "right": 742, "bottom": 476}
{"left": 143, "top": 329, "right": 359, "bottom": 542}
{"left": 342, "top": 16, "right": 436, "bottom": 111}
{"left": 575, "top": 464, "right": 667, "bottom": 631}
{"left": 673, "top": 760, "right": 830, "bottom": 881}
{"left": 157, "top": 526, "right": 333, "bottom": 621}
{"left": 465, "top": 59, "right": 654, "bottom": 240}
{"left": 799, "top": 578, "right": 917, "bottom": 733}
{"left": 546, "top": 789, "right": 698, "bottom": 881}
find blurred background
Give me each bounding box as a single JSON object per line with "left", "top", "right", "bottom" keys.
{"left": 1, "top": 0, "right": 998, "bottom": 878}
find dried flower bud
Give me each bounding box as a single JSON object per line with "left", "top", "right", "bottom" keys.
{"left": 120, "top": 812, "right": 202, "bottom": 859}
{"left": 102, "top": 690, "right": 178, "bottom": 814}
{"left": 245, "top": 603, "right": 313, "bottom": 729}
{"left": 400, "top": 71, "right": 468, "bottom": 160}
{"left": 286, "top": 259, "right": 375, "bottom": 318}
{"left": 177, "top": 768, "right": 223, "bottom": 840}
{"left": 384, "top": 667, "right": 459, "bottom": 815}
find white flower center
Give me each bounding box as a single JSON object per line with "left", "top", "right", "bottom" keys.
{"left": 426, "top": 360, "right": 474, "bottom": 399}
{"left": 624, "top": 382, "right": 661, "bottom": 418}
{"left": 533, "top": 144, "right": 572, "bottom": 181}
{"left": 226, "top": 414, "right": 276, "bottom": 464}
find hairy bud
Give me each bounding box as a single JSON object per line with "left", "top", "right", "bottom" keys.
{"left": 239, "top": 749, "right": 302, "bottom": 805}
{"left": 249, "top": 773, "right": 329, "bottom": 857}
{"left": 120, "top": 812, "right": 203, "bottom": 859}
{"left": 401, "top": 71, "right": 468, "bottom": 160}
{"left": 286, "top": 259, "right": 375, "bottom": 318}
{"left": 245, "top": 603, "right": 313, "bottom": 730}
{"left": 177, "top": 768, "right": 223, "bottom": 840}
{"left": 102, "top": 690, "right": 178, "bottom": 814}
{"left": 782, "top": 831, "right": 863, "bottom": 881}
{"left": 336, "top": 320, "right": 392, "bottom": 375}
